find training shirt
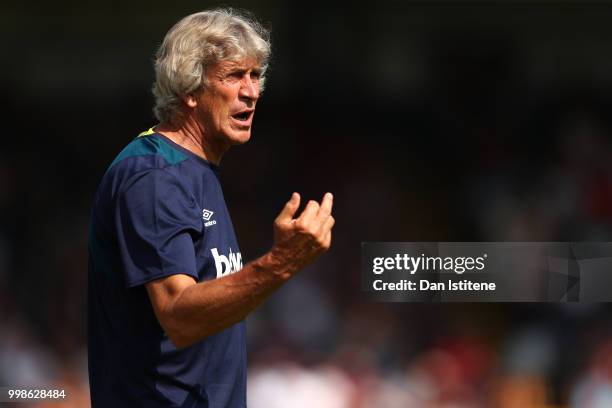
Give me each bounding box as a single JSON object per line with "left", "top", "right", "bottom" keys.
{"left": 88, "top": 129, "right": 246, "bottom": 408}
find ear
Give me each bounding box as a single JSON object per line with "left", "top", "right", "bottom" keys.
{"left": 181, "top": 93, "right": 198, "bottom": 108}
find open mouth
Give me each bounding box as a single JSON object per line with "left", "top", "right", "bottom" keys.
{"left": 232, "top": 111, "right": 253, "bottom": 122}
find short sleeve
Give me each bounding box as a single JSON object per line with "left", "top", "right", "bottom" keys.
{"left": 115, "top": 169, "right": 201, "bottom": 288}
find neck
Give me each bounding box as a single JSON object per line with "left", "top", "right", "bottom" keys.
{"left": 155, "top": 116, "right": 227, "bottom": 165}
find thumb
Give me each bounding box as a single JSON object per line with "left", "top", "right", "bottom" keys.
{"left": 275, "top": 193, "right": 300, "bottom": 224}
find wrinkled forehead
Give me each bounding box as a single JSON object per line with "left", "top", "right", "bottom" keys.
{"left": 207, "top": 57, "right": 261, "bottom": 74}
{"left": 205, "top": 34, "right": 267, "bottom": 69}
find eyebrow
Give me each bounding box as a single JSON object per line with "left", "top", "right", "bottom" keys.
{"left": 220, "top": 68, "right": 262, "bottom": 80}
{"left": 220, "top": 60, "right": 261, "bottom": 72}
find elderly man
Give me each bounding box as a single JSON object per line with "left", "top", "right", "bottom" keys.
{"left": 88, "top": 9, "right": 334, "bottom": 407}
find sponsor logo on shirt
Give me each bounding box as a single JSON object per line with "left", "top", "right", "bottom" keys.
{"left": 211, "top": 247, "right": 243, "bottom": 278}
{"left": 202, "top": 208, "right": 216, "bottom": 227}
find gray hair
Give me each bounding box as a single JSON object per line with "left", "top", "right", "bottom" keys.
{"left": 152, "top": 8, "right": 271, "bottom": 124}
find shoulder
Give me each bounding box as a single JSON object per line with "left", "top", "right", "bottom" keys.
{"left": 103, "top": 133, "right": 195, "bottom": 194}
{"left": 110, "top": 133, "right": 189, "bottom": 171}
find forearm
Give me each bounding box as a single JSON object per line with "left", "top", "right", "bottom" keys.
{"left": 166, "top": 251, "right": 294, "bottom": 347}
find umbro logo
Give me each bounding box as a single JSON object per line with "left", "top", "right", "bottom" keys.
{"left": 202, "top": 209, "right": 214, "bottom": 220}
{"left": 202, "top": 209, "right": 217, "bottom": 227}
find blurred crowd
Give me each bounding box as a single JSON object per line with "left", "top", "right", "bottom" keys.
{"left": 2, "top": 2, "right": 612, "bottom": 407}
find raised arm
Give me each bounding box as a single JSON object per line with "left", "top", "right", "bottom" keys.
{"left": 146, "top": 192, "right": 335, "bottom": 348}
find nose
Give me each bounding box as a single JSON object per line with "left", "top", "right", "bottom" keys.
{"left": 239, "top": 75, "right": 259, "bottom": 102}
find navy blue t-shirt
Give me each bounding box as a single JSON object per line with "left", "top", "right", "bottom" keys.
{"left": 88, "top": 130, "right": 246, "bottom": 407}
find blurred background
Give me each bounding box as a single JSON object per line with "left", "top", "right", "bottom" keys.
{"left": 2, "top": 0, "right": 612, "bottom": 406}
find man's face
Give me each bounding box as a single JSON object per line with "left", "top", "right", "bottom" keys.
{"left": 194, "top": 57, "right": 261, "bottom": 148}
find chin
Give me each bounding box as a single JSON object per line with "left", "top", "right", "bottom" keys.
{"left": 229, "top": 130, "right": 252, "bottom": 145}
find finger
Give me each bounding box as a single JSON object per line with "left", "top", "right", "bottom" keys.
{"left": 275, "top": 193, "right": 300, "bottom": 224}
{"left": 322, "top": 229, "right": 332, "bottom": 249}
{"left": 315, "top": 192, "right": 334, "bottom": 222}
{"left": 296, "top": 199, "right": 319, "bottom": 226}
{"left": 320, "top": 215, "right": 335, "bottom": 234}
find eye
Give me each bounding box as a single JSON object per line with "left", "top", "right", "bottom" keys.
{"left": 250, "top": 71, "right": 261, "bottom": 81}
{"left": 223, "top": 71, "right": 243, "bottom": 82}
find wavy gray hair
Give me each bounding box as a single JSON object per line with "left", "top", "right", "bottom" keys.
{"left": 152, "top": 9, "right": 271, "bottom": 124}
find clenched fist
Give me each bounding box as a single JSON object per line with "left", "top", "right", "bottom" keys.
{"left": 270, "top": 192, "right": 335, "bottom": 275}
